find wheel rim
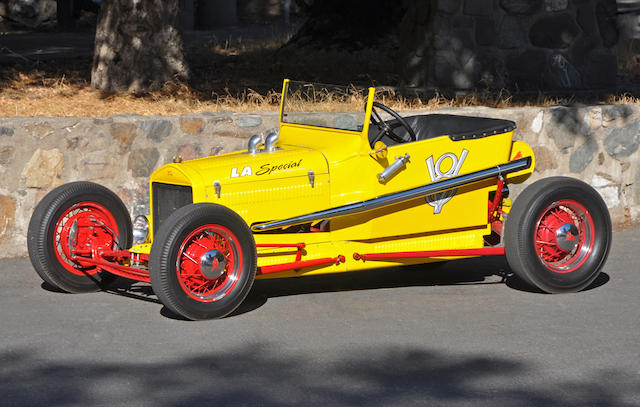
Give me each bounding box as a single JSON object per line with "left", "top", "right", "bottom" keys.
{"left": 176, "top": 224, "right": 243, "bottom": 303}
{"left": 533, "top": 199, "right": 595, "bottom": 273}
{"left": 53, "top": 201, "right": 120, "bottom": 276}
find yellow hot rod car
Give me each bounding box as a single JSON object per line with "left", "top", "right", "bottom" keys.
{"left": 28, "top": 80, "right": 612, "bottom": 320}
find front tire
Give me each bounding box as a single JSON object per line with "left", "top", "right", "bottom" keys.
{"left": 504, "top": 177, "right": 612, "bottom": 293}
{"left": 149, "top": 203, "right": 257, "bottom": 320}
{"left": 27, "top": 182, "right": 133, "bottom": 293}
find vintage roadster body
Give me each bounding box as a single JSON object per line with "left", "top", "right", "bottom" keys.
{"left": 28, "top": 80, "right": 612, "bottom": 320}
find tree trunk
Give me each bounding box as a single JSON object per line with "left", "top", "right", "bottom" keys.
{"left": 91, "top": 0, "right": 188, "bottom": 93}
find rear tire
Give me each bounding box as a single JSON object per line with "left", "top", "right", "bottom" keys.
{"left": 27, "top": 182, "right": 133, "bottom": 293}
{"left": 504, "top": 177, "right": 612, "bottom": 293}
{"left": 149, "top": 203, "right": 257, "bottom": 320}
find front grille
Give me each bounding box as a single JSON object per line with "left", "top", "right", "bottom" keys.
{"left": 152, "top": 183, "right": 193, "bottom": 235}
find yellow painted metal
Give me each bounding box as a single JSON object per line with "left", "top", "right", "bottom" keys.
{"left": 507, "top": 140, "right": 536, "bottom": 183}
{"left": 129, "top": 243, "right": 151, "bottom": 254}
{"left": 328, "top": 131, "right": 514, "bottom": 240}
{"left": 142, "top": 79, "right": 535, "bottom": 279}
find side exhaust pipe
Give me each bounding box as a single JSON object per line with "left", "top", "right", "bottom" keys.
{"left": 251, "top": 157, "right": 531, "bottom": 232}
{"left": 248, "top": 134, "right": 263, "bottom": 154}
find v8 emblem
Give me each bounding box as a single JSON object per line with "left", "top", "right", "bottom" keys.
{"left": 425, "top": 149, "right": 468, "bottom": 214}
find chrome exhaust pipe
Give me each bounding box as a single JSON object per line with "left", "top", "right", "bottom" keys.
{"left": 251, "top": 157, "right": 531, "bottom": 232}
{"left": 248, "top": 134, "right": 263, "bottom": 154}
{"left": 264, "top": 131, "right": 279, "bottom": 152}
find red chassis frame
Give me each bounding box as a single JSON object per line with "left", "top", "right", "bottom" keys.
{"left": 70, "top": 179, "right": 507, "bottom": 283}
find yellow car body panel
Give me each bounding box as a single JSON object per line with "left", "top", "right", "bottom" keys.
{"left": 139, "top": 79, "right": 535, "bottom": 279}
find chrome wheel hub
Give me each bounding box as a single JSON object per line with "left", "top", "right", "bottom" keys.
{"left": 200, "top": 250, "right": 226, "bottom": 279}
{"left": 555, "top": 223, "right": 580, "bottom": 252}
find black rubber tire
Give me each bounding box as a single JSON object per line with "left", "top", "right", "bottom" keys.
{"left": 504, "top": 177, "right": 612, "bottom": 293}
{"left": 27, "top": 181, "right": 133, "bottom": 293}
{"left": 149, "top": 203, "right": 257, "bottom": 320}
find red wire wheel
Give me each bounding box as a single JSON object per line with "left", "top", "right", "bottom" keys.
{"left": 505, "top": 177, "right": 612, "bottom": 293}
{"left": 28, "top": 182, "right": 133, "bottom": 293}
{"left": 53, "top": 201, "right": 120, "bottom": 276}
{"left": 175, "top": 225, "right": 243, "bottom": 302}
{"left": 149, "top": 203, "right": 257, "bottom": 320}
{"left": 533, "top": 200, "right": 595, "bottom": 274}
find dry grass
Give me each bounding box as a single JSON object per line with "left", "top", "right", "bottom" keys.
{"left": 1, "top": 34, "right": 639, "bottom": 117}
{"left": 0, "top": 77, "right": 284, "bottom": 116}
{"left": 282, "top": 85, "right": 588, "bottom": 114}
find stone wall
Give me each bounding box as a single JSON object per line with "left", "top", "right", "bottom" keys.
{"left": 0, "top": 111, "right": 278, "bottom": 258}
{"left": 1, "top": 105, "right": 639, "bottom": 259}
{"left": 401, "top": 0, "right": 619, "bottom": 90}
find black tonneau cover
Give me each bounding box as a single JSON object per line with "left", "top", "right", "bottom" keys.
{"left": 370, "top": 114, "right": 516, "bottom": 145}
{"left": 414, "top": 114, "right": 516, "bottom": 141}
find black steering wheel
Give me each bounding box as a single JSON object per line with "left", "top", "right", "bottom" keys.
{"left": 369, "top": 101, "right": 417, "bottom": 148}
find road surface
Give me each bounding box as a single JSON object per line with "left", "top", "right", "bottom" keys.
{"left": 1, "top": 229, "right": 639, "bottom": 406}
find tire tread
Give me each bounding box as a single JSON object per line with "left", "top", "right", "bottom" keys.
{"left": 149, "top": 203, "right": 257, "bottom": 320}
{"left": 504, "top": 177, "right": 612, "bottom": 293}
{"left": 27, "top": 181, "right": 132, "bottom": 293}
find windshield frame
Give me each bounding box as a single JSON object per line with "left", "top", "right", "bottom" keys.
{"left": 279, "top": 79, "right": 375, "bottom": 137}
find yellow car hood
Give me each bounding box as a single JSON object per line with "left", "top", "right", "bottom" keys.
{"left": 153, "top": 145, "right": 329, "bottom": 187}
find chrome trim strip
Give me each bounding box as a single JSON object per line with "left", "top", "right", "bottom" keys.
{"left": 251, "top": 157, "right": 531, "bottom": 232}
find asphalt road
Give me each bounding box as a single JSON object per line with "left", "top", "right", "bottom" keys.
{"left": 1, "top": 229, "right": 639, "bottom": 407}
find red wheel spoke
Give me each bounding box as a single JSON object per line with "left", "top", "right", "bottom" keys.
{"left": 550, "top": 211, "right": 564, "bottom": 221}
{"left": 534, "top": 199, "right": 595, "bottom": 274}
{"left": 192, "top": 240, "right": 209, "bottom": 249}
{"left": 539, "top": 223, "right": 554, "bottom": 231}
{"left": 182, "top": 252, "right": 199, "bottom": 265}
{"left": 53, "top": 202, "right": 119, "bottom": 276}
{"left": 179, "top": 272, "right": 205, "bottom": 277}
{"left": 175, "top": 224, "right": 243, "bottom": 303}
{"left": 192, "top": 280, "right": 215, "bottom": 290}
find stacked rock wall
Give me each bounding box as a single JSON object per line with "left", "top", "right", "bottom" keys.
{"left": 1, "top": 105, "right": 639, "bottom": 259}
{"left": 0, "top": 111, "right": 278, "bottom": 258}
{"left": 401, "top": 0, "right": 618, "bottom": 90}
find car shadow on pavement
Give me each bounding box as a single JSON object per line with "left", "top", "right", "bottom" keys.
{"left": 83, "top": 255, "right": 610, "bottom": 320}
{"left": 40, "top": 282, "right": 70, "bottom": 294}
{"left": 504, "top": 271, "right": 610, "bottom": 293}
{"left": 106, "top": 283, "right": 161, "bottom": 305}
{"left": 250, "top": 255, "right": 609, "bottom": 296}
{"left": 234, "top": 255, "right": 611, "bottom": 317}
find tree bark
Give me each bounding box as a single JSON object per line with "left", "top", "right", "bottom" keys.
{"left": 91, "top": 0, "right": 188, "bottom": 93}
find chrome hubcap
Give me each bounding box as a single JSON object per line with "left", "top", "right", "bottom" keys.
{"left": 200, "top": 250, "right": 226, "bottom": 279}
{"left": 555, "top": 223, "right": 580, "bottom": 252}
